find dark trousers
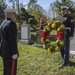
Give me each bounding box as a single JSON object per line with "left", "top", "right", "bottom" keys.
{"left": 3, "top": 58, "right": 17, "bottom": 75}
{"left": 60, "top": 39, "right": 70, "bottom": 65}
{"left": 40, "top": 27, "right": 43, "bottom": 30}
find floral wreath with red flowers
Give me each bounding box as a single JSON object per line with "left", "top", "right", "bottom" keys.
{"left": 41, "top": 21, "right": 66, "bottom": 53}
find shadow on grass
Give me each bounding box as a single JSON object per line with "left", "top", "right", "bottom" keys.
{"left": 31, "top": 28, "right": 40, "bottom": 43}
{"left": 31, "top": 34, "right": 36, "bottom": 42}
{"left": 69, "top": 61, "right": 75, "bottom": 66}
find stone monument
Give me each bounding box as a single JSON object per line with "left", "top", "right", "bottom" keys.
{"left": 33, "top": 30, "right": 43, "bottom": 48}
{"left": 20, "top": 24, "right": 33, "bottom": 44}
{"left": 36, "top": 30, "right": 43, "bottom": 44}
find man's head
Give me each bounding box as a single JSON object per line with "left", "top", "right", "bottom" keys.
{"left": 4, "top": 8, "right": 16, "bottom": 21}
{"left": 40, "top": 18, "right": 44, "bottom": 21}
{"left": 61, "top": 6, "right": 69, "bottom": 16}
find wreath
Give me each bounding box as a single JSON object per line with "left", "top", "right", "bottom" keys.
{"left": 41, "top": 21, "right": 66, "bottom": 53}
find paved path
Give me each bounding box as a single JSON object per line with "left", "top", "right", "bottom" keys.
{"left": 70, "top": 29, "right": 75, "bottom": 57}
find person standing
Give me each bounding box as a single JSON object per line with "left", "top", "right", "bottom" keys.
{"left": 40, "top": 18, "right": 44, "bottom": 30}
{"left": 58, "top": 6, "right": 74, "bottom": 67}
{"left": 0, "top": 8, "right": 19, "bottom": 75}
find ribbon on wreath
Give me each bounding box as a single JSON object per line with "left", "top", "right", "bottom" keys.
{"left": 41, "top": 31, "right": 47, "bottom": 39}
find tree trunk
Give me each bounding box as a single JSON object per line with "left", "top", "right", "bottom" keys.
{"left": 31, "top": 24, "right": 36, "bottom": 30}
{"left": 16, "top": 0, "right": 19, "bottom": 13}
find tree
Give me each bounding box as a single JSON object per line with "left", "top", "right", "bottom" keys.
{"left": 16, "top": 0, "right": 19, "bottom": 12}
{"left": 30, "top": 4, "right": 46, "bottom": 20}
{"left": 50, "top": 3, "right": 56, "bottom": 19}
{"left": 53, "top": 0, "right": 75, "bottom": 19}
{"left": 16, "top": 7, "right": 38, "bottom": 30}
{"left": 0, "top": 2, "right": 6, "bottom": 24}
{"left": 27, "top": 0, "right": 47, "bottom": 26}
{"left": 9, "top": 0, "right": 15, "bottom": 8}
{"left": 8, "top": 0, "right": 19, "bottom": 12}
{"left": 28, "top": 0, "right": 37, "bottom": 10}
{"left": 0, "top": 0, "right": 6, "bottom": 3}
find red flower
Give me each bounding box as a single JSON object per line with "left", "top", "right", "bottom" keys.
{"left": 57, "top": 31, "right": 64, "bottom": 39}
{"left": 41, "top": 31, "right": 47, "bottom": 39}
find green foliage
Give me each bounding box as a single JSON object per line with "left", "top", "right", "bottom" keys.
{"left": 16, "top": 43, "right": 75, "bottom": 75}
{"left": 0, "top": 3, "right": 6, "bottom": 24}
{"left": 28, "top": 18, "right": 37, "bottom": 25}
{"left": 53, "top": 0, "right": 75, "bottom": 19}
{"left": 27, "top": 0, "right": 45, "bottom": 14}
{"left": 16, "top": 7, "right": 38, "bottom": 25}
{"left": 28, "top": 0, "right": 37, "bottom": 10}
{"left": 27, "top": 0, "right": 46, "bottom": 23}
{"left": 1, "top": 43, "right": 75, "bottom": 75}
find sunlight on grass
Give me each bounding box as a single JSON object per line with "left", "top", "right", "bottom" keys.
{"left": 0, "top": 43, "right": 75, "bottom": 75}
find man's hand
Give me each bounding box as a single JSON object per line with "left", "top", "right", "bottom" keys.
{"left": 12, "top": 54, "right": 18, "bottom": 59}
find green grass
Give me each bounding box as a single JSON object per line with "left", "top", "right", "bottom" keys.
{"left": 0, "top": 43, "right": 75, "bottom": 75}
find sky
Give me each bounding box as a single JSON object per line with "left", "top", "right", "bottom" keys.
{"left": 6, "top": 0, "right": 75, "bottom": 10}
{"left": 19, "top": 0, "right": 56, "bottom": 10}
{"left": 6, "top": 0, "right": 75, "bottom": 18}
{"left": 6, "top": 0, "right": 57, "bottom": 10}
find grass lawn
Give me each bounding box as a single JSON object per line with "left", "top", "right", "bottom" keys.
{"left": 0, "top": 43, "right": 75, "bottom": 75}
{"left": 0, "top": 29, "right": 75, "bottom": 75}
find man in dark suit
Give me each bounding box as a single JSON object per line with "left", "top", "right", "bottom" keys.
{"left": 0, "top": 8, "right": 19, "bottom": 75}
{"left": 58, "top": 6, "right": 74, "bottom": 67}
